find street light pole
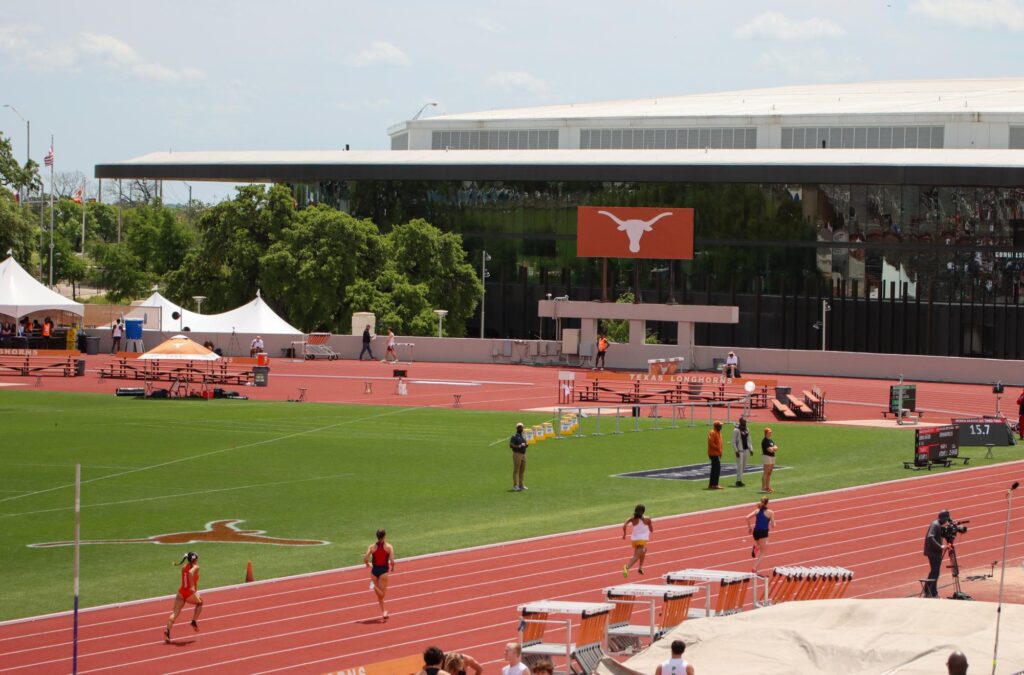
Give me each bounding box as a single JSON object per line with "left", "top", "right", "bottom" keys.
{"left": 821, "top": 300, "right": 831, "bottom": 351}
{"left": 3, "top": 104, "right": 29, "bottom": 205}
{"left": 480, "top": 251, "right": 491, "bottom": 339}
{"left": 411, "top": 102, "right": 438, "bottom": 120}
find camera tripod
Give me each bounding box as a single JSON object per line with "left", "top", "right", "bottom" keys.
{"left": 946, "top": 541, "right": 973, "bottom": 600}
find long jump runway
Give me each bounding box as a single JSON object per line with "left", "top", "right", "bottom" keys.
{"left": 2, "top": 460, "right": 1022, "bottom": 673}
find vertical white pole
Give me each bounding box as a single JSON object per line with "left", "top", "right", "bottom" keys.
{"left": 80, "top": 178, "right": 87, "bottom": 254}
{"left": 48, "top": 135, "right": 54, "bottom": 287}
{"left": 992, "top": 482, "right": 1019, "bottom": 675}
{"left": 72, "top": 463, "right": 81, "bottom": 674}
{"left": 480, "top": 251, "right": 487, "bottom": 339}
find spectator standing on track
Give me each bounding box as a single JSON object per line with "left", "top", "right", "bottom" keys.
{"left": 1017, "top": 388, "right": 1024, "bottom": 440}
{"left": 509, "top": 422, "right": 528, "bottom": 491}
{"left": 164, "top": 551, "right": 203, "bottom": 643}
{"left": 746, "top": 496, "right": 776, "bottom": 572}
{"left": 364, "top": 528, "right": 395, "bottom": 620}
{"left": 502, "top": 643, "right": 529, "bottom": 675}
{"left": 654, "top": 640, "right": 695, "bottom": 675}
{"left": 442, "top": 651, "right": 483, "bottom": 675}
{"left": 110, "top": 318, "right": 124, "bottom": 353}
{"left": 707, "top": 420, "right": 724, "bottom": 490}
{"left": 760, "top": 428, "right": 778, "bottom": 493}
{"left": 923, "top": 510, "right": 950, "bottom": 598}
{"left": 416, "top": 646, "right": 449, "bottom": 675}
{"left": 731, "top": 417, "right": 753, "bottom": 487}
{"left": 383, "top": 327, "right": 398, "bottom": 362}
{"left": 359, "top": 324, "right": 375, "bottom": 360}
{"left": 594, "top": 334, "right": 609, "bottom": 370}
{"left": 622, "top": 503, "right": 653, "bottom": 577}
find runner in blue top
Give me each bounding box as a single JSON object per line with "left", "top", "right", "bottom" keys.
{"left": 745, "top": 496, "right": 776, "bottom": 572}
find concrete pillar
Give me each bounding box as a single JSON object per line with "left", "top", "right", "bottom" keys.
{"left": 629, "top": 319, "right": 645, "bottom": 345}
{"left": 580, "top": 318, "right": 599, "bottom": 347}
{"left": 678, "top": 321, "right": 695, "bottom": 368}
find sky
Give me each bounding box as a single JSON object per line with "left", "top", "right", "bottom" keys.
{"left": 2, "top": 0, "right": 1023, "bottom": 204}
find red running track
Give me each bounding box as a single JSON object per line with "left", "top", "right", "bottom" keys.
{"left": 2, "top": 460, "right": 1023, "bottom": 674}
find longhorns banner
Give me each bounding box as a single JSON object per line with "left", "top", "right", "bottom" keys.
{"left": 577, "top": 206, "right": 694, "bottom": 259}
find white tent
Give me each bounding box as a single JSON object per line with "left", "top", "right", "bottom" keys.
{"left": 131, "top": 290, "right": 302, "bottom": 335}
{"left": 0, "top": 256, "right": 84, "bottom": 318}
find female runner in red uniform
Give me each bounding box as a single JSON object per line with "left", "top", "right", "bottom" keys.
{"left": 165, "top": 551, "right": 203, "bottom": 642}
{"left": 363, "top": 529, "right": 395, "bottom": 620}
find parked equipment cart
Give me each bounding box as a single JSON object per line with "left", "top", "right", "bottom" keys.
{"left": 301, "top": 333, "right": 340, "bottom": 360}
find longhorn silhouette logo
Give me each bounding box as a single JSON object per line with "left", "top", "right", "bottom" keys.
{"left": 598, "top": 210, "right": 673, "bottom": 253}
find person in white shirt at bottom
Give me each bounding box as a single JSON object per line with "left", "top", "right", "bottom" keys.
{"left": 501, "top": 643, "right": 529, "bottom": 675}
{"left": 655, "top": 640, "right": 695, "bottom": 675}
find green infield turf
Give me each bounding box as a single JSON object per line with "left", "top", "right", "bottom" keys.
{"left": 0, "top": 389, "right": 1005, "bottom": 620}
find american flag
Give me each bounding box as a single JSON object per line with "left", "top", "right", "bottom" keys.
{"left": 44, "top": 146, "right": 54, "bottom": 167}
{"left": 72, "top": 186, "right": 83, "bottom": 204}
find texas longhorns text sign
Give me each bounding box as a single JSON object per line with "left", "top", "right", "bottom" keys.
{"left": 576, "top": 206, "right": 694, "bottom": 259}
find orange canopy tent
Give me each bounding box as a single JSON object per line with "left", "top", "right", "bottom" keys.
{"left": 138, "top": 334, "right": 221, "bottom": 361}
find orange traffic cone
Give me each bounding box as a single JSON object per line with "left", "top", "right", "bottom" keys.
{"left": 245, "top": 561, "right": 254, "bottom": 583}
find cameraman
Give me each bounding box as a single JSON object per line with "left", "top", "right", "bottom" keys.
{"left": 922, "top": 510, "right": 951, "bottom": 597}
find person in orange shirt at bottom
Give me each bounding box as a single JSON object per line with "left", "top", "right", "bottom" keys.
{"left": 164, "top": 551, "right": 202, "bottom": 642}
{"left": 707, "top": 420, "right": 724, "bottom": 489}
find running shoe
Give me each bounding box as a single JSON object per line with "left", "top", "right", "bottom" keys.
{"left": 638, "top": 568, "right": 645, "bottom": 575}
{"left": 623, "top": 565, "right": 629, "bottom": 578}
{"left": 383, "top": 611, "right": 389, "bottom": 621}
{"left": 520, "top": 485, "right": 528, "bottom": 490}
{"left": 751, "top": 545, "right": 758, "bottom": 558}
{"left": 191, "top": 619, "right": 199, "bottom": 632}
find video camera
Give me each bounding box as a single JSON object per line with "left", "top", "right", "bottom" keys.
{"left": 940, "top": 519, "right": 969, "bottom": 543}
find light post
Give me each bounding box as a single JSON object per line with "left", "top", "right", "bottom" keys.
{"left": 3, "top": 104, "right": 29, "bottom": 202}
{"left": 813, "top": 300, "right": 831, "bottom": 350}
{"left": 433, "top": 309, "right": 448, "bottom": 338}
{"left": 192, "top": 295, "right": 206, "bottom": 314}
{"left": 480, "top": 251, "right": 491, "bottom": 339}
{"left": 411, "top": 102, "right": 438, "bottom": 120}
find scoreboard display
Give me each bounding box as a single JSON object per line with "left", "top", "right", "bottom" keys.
{"left": 952, "top": 417, "right": 1017, "bottom": 447}
{"left": 889, "top": 384, "right": 917, "bottom": 413}
{"left": 914, "top": 425, "right": 959, "bottom": 466}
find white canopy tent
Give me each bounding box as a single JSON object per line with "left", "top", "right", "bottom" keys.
{"left": 0, "top": 256, "right": 84, "bottom": 319}
{"left": 131, "top": 291, "right": 302, "bottom": 335}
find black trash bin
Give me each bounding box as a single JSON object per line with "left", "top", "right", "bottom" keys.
{"left": 253, "top": 366, "right": 269, "bottom": 387}
{"left": 76, "top": 331, "right": 87, "bottom": 353}
{"left": 75, "top": 359, "right": 86, "bottom": 377}
{"left": 84, "top": 336, "right": 100, "bottom": 355}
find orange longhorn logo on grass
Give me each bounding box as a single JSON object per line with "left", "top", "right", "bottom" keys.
{"left": 27, "top": 519, "right": 329, "bottom": 548}
{"left": 576, "top": 206, "right": 695, "bottom": 259}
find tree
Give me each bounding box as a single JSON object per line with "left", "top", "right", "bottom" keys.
{"left": 260, "top": 205, "right": 383, "bottom": 332}
{"left": 0, "top": 131, "right": 39, "bottom": 193}
{"left": 89, "top": 242, "right": 152, "bottom": 303}
{"left": 385, "top": 219, "right": 482, "bottom": 336}
{"left": 0, "top": 191, "right": 37, "bottom": 262}
{"left": 123, "top": 203, "right": 194, "bottom": 276}
{"left": 344, "top": 268, "right": 436, "bottom": 336}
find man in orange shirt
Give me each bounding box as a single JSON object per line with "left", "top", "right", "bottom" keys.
{"left": 707, "top": 420, "right": 724, "bottom": 490}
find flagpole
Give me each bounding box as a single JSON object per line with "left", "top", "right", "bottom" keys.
{"left": 80, "top": 178, "right": 86, "bottom": 254}
{"left": 48, "top": 134, "right": 54, "bottom": 287}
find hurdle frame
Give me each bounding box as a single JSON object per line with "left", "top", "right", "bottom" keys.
{"left": 553, "top": 399, "right": 740, "bottom": 438}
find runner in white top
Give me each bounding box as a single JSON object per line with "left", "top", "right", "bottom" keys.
{"left": 500, "top": 643, "right": 529, "bottom": 675}
{"left": 655, "top": 640, "right": 695, "bottom": 675}
{"left": 384, "top": 328, "right": 397, "bottom": 362}
{"left": 622, "top": 503, "right": 654, "bottom": 578}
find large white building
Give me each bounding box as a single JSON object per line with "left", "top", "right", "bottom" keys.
{"left": 389, "top": 78, "right": 1024, "bottom": 152}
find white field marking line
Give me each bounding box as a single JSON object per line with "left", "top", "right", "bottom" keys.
{"left": 271, "top": 372, "right": 535, "bottom": 386}
{"left": 5, "top": 458, "right": 1020, "bottom": 634}
{"left": 4, "top": 463, "right": 142, "bottom": 470}
{"left": 14, "top": 477, "right": 1017, "bottom": 660}
{"left": 2, "top": 474, "right": 354, "bottom": 520}
{"left": 0, "top": 406, "right": 418, "bottom": 505}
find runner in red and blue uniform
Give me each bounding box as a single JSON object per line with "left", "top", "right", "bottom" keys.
{"left": 164, "top": 551, "right": 202, "bottom": 643}
{"left": 364, "top": 529, "right": 395, "bottom": 621}
{"left": 745, "top": 497, "right": 777, "bottom": 573}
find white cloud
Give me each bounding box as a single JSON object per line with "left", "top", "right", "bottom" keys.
{"left": 735, "top": 11, "right": 845, "bottom": 41}
{"left": 348, "top": 41, "right": 410, "bottom": 67}
{"left": 755, "top": 48, "right": 868, "bottom": 83}
{"left": 485, "top": 70, "right": 548, "bottom": 94}
{"left": 0, "top": 27, "right": 204, "bottom": 81}
{"left": 910, "top": 0, "right": 1024, "bottom": 30}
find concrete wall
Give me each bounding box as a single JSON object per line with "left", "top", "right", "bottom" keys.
{"left": 91, "top": 329, "right": 1021, "bottom": 386}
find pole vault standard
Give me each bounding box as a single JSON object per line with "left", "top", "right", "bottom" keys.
{"left": 991, "top": 480, "right": 1020, "bottom": 675}
{"left": 72, "top": 463, "right": 81, "bottom": 674}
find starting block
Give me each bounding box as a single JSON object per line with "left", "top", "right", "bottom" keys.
{"left": 452, "top": 393, "right": 462, "bottom": 407}
{"left": 363, "top": 381, "right": 373, "bottom": 395}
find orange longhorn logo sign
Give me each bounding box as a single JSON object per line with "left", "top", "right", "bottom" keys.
{"left": 27, "top": 519, "right": 330, "bottom": 548}
{"left": 576, "top": 206, "right": 695, "bottom": 259}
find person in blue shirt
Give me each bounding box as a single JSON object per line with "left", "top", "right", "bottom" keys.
{"left": 746, "top": 496, "right": 776, "bottom": 572}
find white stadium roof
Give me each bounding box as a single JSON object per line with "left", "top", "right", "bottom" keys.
{"left": 421, "top": 78, "right": 1024, "bottom": 122}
